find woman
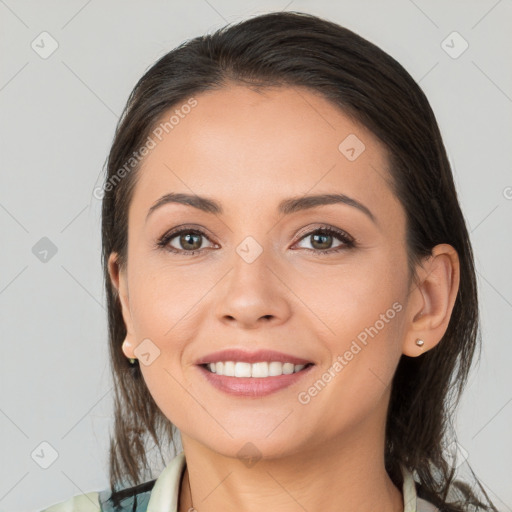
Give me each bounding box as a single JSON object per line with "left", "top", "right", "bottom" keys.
{"left": 41, "top": 11, "right": 498, "bottom": 512}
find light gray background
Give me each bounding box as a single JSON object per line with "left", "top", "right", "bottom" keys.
{"left": 0, "top": 1, "right": 511, "bottom": 511}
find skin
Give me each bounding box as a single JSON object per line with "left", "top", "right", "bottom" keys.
{"left": 108, "top": 84, "right": 460, "bottom": 512}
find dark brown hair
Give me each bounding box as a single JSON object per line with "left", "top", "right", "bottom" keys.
{"left": 101, "top": 11, "right": 497, "bottom": 511}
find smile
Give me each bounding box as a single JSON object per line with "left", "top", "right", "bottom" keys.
{"left": 202, "top": 361, "right": 313, "bottom": 377}
{"left": 197, "top": 361, "right": 315, "bottom": 397}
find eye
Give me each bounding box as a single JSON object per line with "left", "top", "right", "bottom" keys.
{"left": 293, "top": 225, "right": 355, "bottom": 254}
{"left": 156, "top": 226, "right": 216, "bottom": 255}
{"left": 156, "top": 224, "right": 356, "bottom": 256}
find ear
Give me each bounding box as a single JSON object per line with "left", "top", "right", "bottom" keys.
{"left": 107, "top": 252, "right": 136, "bottom": 359}
{"left": 402, "top": 243, "right": 460, "bottom": 357}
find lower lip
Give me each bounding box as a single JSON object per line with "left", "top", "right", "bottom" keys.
{"left": 197, "top": 364, "right": 315, "bottom": 397}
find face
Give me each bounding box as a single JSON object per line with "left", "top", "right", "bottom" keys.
{"left": 110, "top": 84, "right": 414, "bottom": 460}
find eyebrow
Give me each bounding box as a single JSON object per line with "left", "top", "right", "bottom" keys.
{"left": 145, "top": 192, "right": 377, "bottom": 224}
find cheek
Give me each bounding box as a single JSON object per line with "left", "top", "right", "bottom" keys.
{"left": 127, "top": 259, "right": 208, "bottom": 341}
{"left": 128, "top": 271, "right": 196, "bottom": 429}
{"left": 295, "top": 301, "right": 404, "bottom": 444}
{"left": 292, "top": 248, "right": 406, "bottom": 344}
{"left": 291, "top": 255, "right": 406, "bottom": 422}
{"left": 125, "top": 261, "right": 219, "bottom": 428}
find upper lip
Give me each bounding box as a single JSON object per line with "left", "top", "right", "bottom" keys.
{"left": 195, "top": 349, "right": 313, "bottom": 366}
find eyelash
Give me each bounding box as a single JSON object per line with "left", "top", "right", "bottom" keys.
{"left": 155, "top": 224, "right": 356, "bottom": 256}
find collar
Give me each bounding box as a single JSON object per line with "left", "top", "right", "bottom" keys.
{"left": 146, "top": 451, "right": 436, "bottom": 512}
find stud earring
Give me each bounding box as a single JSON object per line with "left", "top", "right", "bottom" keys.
{"left": 122, "top": 338, "right": 137, "bottom": 364}
{"left": 415, "top": 338, "right": 425, "bottom": 347}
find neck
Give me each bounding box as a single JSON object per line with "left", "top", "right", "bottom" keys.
{"left": 178, "top": 419, "right": 403, "bottom": 512}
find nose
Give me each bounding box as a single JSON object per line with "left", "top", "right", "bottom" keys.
{"left": 214, "top": 248, "right": 292, "bottom": 330}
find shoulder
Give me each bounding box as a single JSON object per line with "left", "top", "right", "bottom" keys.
{"left": 39, "top": 492, "right": 101, "bottom": 512}
{"left": 39, "top": 479, "right": 157, "bottom": 512}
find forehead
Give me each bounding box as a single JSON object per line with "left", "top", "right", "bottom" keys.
{"left": 130, "top": 84, "right": 400, "bottom": 224}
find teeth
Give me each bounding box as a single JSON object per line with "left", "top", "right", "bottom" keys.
{"left": 205, "top": 361, "right": 308, "bottom": 377}
{"left": 251, "top": 362, "right": 269, "bottom": 378}
{"left": 224, "top": 361, "right": 235, "bottom": 376}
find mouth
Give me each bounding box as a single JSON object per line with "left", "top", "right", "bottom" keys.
{"left": 200, "top": 361, "right": 315, "bottom": 377}
{"left": 196, "top": 361, "right": 315, "bottom": 397}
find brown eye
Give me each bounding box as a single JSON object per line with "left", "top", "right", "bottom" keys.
{"left": 294, "top": 226, "right": 355, "bottom": 254}
{"left": 157, "top": 228, "right": 215, "bottom": 254}
{"left": 174, "top": 232, "right": 204, "bottom": 251}
{"left": 310, "top": 232, "right": 335, "bottom": 250}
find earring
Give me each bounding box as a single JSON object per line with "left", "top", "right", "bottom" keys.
{"left": 122, "top": 338, "right": 137, "bottom": 364}
{"left": 415, "top": 338, "right": 425, "bottom": 347}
